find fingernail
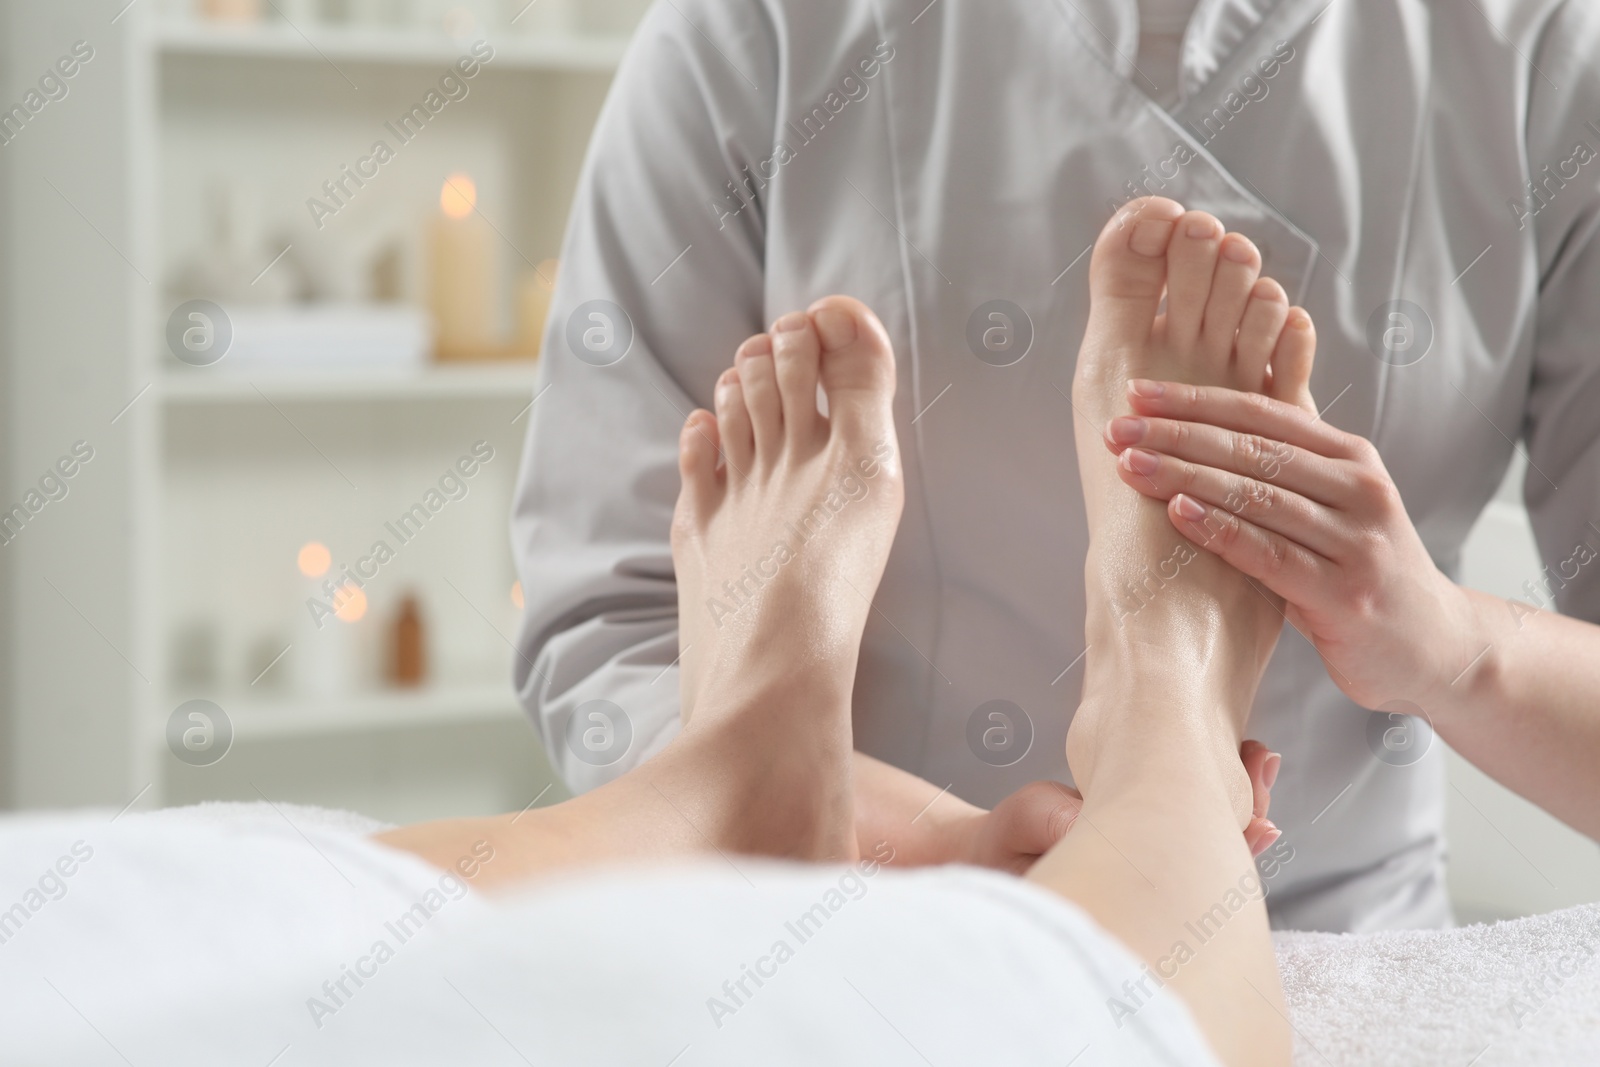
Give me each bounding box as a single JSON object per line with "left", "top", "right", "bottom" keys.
{"left": 1263, "top": 753, "right": 1281, "bottom": 791}
{"left": 1121, "top": 448, "right": 1159, "bottom": 476}
{"left": 1222, "top": 235, "right": 1258, "bottom": 264}
{"left": 1127, "top": 379, "right": 1165, "bottom": 399}
{"left": 1106, "top": 416, "right": 1146, "bottom": 446}
{"left": 1130, "top": 217, "right": 1177, "bottom": 257}
{"left": 771, "top": 312, "right": 806, "bottom": 334}
{"left": 1174, "top": 494, "right": 1207, "bottom": 522}
{"left": 1262, "top": 826, "right": 1282, "bottom": 849}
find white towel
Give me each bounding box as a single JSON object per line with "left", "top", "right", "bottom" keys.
{"left": 1275, "top": 904, "right": 1600, "bottom": 1065}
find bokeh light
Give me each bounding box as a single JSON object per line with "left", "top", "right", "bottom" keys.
{"left": 333, "top": 585, "right": 368, "bottom": 624}
{"left": 440, "top": 172, "right": 477, "bottom": 219}
{"left": 297, "top": 541, "right": 331, "bottom": 578}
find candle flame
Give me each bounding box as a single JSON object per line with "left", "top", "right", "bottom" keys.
{"left": 441, "top": 173, "right": 477, "bottom": 219}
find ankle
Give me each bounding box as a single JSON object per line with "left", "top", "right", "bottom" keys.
{"left": 1081, "top": 623, "right": 1263, "bottom": 713}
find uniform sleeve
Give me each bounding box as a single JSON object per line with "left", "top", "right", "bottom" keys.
{"left": 1520, "top": 1, "right": 1600, "bottom": 620}
{"left": 511, "top": 0, "right": 778, "bottom": 791}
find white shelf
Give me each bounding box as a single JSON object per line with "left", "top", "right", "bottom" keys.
{"left": 171, "top": 683, "right": 526, "bottom": 742}
{"left": 155, "top": 21, "right": 630, "bottom": 72}
{"left": 160, "top": 363, "right": 540, "bottom": 403}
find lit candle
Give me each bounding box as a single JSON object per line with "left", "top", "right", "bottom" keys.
{"left": 430, "top": 172, "right": 497, "bottom": 361}
{"left": 296, "top": 540, "right": 362, "bottom": 698}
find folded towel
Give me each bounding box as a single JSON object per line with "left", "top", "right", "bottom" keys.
{"left": 1275, "top": 903, "right": 1600, "bottom": 1065}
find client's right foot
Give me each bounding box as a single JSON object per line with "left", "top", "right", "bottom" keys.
{"left": 1067, "top": 197, "right": 1316, "bottom": 824}
{"left": 669, "top": 296, "right": 904, "bottom": 861}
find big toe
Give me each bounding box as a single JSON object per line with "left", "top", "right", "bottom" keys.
{"left": 807, "top": 296, "right": 896, "bottom": 434}
{"left": 1086, "top": 196, "right": 1186, "bottom": 337}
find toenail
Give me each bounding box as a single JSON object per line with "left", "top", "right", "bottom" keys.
{"left": 717, "top": 368, "right": 740, "bottom": 388}
{"left": 1253, "top": 279, "right": 1285, "bottom": 301}
{"left": 1289, "top": 310, "right": 1312, "bottom": 330}
{"left": 1222, "top": 237, "right": 1257, "bottom": 264}
{"left": 772, "top": 312, "right": 807, "bottom": 334}
{"left": 1107, "top": 417, "right": 1146, "bottom": 445}
{"left": 1127, "top": 379, "right": 1165, "bottom": 399}
{"left": 1174, "top": 494, "right": 1207, "bottom": 521}
{"left": 1185, "top": 215, "right": 1221, "bottom": 239}
{"left": 1130, "top": 217, "right": 1177, "bottom": 257}
{"left": 811, "top": 307, "right": 858, "bottom": 348}
{"left": 1122, "top": 448, "right": 1159, "bottom": 476}
{"left": 738, "top": 334, "right": 773, "bottom": 358}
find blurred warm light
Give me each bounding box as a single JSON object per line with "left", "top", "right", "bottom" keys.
{"left": 511, "top": 580, "right": 524, "bottom": 610}
{"left": 297, "top": 541, "right": 331, "bottom": 577}
{"left": 441, "top": 173, "right": 477, "bottom": 219}
{"left": 333, "top": 584, "right": 368, "bottom": 624}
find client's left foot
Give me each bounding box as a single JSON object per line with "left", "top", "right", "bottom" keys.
{"left": 670, "top": 296, "right": 904, "bottom": 861}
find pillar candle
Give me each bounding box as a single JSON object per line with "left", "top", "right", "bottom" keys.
{"left": 430, "top": 173, "right": 496, "bottom": 361}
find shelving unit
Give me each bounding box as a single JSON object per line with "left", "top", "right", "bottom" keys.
{"left": 161, "top": 363, "right": 541, "bottom": 402}
{"left": 155, "top": 20, "right": 631, "bottom": 71}
{"left": 4, "top": 2, "right": 628, "bottom": 819}
{"left": 226, "top": 683, "right": 524, "bottom": 739}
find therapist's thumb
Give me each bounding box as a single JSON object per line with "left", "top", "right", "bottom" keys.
{"left": 988, "top": 780, "right": 1084, "bottom": 864}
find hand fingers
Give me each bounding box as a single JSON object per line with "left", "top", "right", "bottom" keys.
{"left": 1239, "top": 739, "right": 1279, "bottom": 821}
{"left": 1104, "top": 414, "right": 1365, "bottom": 510}
{"left": 1126, "top": 379, "right": 1364, "bottom": 460}
{"left": 1246, "top": 817, "right": 1282, "bottom": 857}
{"left": 1168, "top": 493, "right": 1341, "bottom": 612}
{"left": 1115, "top": 448, "right": 1348, "bottom": 559}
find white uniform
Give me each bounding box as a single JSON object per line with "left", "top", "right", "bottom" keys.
{"left": 512, "top": 0, "right": 1600, "bottom": 932}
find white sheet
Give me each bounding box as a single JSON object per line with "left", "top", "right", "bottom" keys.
{"left": 4, "top": 803, "right": 1596, "bottom": 1066}
{"left": 0, "top": 805, "right": 1215, "bottom": 1066}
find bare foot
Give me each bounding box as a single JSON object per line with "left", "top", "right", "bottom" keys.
{"left": 1067, "top": 197, "right": 1317, "bottom": 824}
{"left": 670, "top": 296, "right": 904, "bottom": 860}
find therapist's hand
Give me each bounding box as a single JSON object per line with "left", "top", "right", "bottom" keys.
{"left": 951, "top": 740, "right": 1282, "bottom": 872}
{"left": 858, "top": 743, "right": 1280, "bottom": 875}
{"left": 1102, "top": 379, "right": 1483, "bottom": 713}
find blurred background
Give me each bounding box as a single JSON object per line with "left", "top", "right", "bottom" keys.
{"left": 0, "top": 0, "right": 1593, "bottom": 924}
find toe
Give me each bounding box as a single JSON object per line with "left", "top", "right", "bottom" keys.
{"left": 808, "top": 295, "right": 897, "bottom": 435}
{"left": 1164, "top": 211, "right": 1224, "bottom": 353}
{"left": 714, "top": 367, "right": 755, "bottom": 482}
{"left": 677, "top": 410, "right": 724, "bottom": 518}
{"left": 771, "top": 311, "right": 823, "bottom": 451}
{"left": 1086, "top": 196, "right": 1186, "bottom": 346}
{"left": 1234, "top": 277, "right": 1289, "bottom": 389}
{"left": 735, "top": 334, "right": 782, "bottom": 466}
{"left": 1267, "top": 307, "right": 1318, "bottom": 411}
{"left": 1200, "top": 233, "right": 1262, "bottom": 369}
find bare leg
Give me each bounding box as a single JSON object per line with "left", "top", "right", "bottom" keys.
{"left": 380, "top": 297, "right": 903, "bottom": 885}
{"left": 1028, "top": 198, "right": 1317, "bottom": 1067}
